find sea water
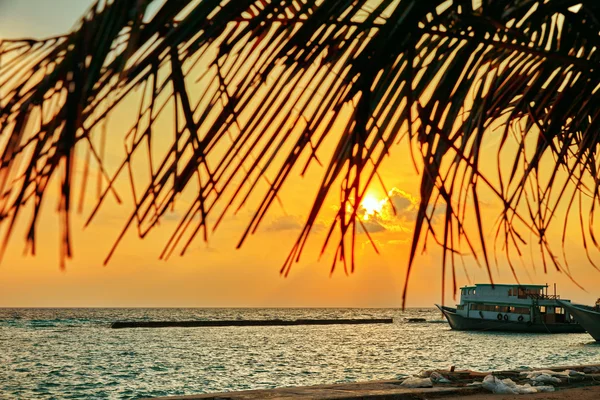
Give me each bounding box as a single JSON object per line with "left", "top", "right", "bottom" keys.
{"left": 1, "top": 308, "right": 599, "bottom": 399}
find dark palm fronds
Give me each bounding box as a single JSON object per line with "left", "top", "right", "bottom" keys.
{"left": 1, "top": 0, "right": 599, "bottom": 303}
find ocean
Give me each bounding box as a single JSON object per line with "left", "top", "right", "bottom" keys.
{"left": 1, "top": 308, "right": 599, "bottom": 399}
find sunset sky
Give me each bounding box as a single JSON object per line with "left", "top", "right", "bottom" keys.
{"left": 1, "top": 0, "right": 599, "bottom": 308}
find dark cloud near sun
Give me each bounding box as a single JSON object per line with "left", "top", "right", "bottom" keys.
{"left": 388, "top": 188, "right": 415, "bottom": 216}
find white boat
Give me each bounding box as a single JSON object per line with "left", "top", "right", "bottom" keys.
{"left": 559, "top": 300, "right": 600, "bottom": 341}
{"left": 436, "top": 283, "right": 585, "bottom": 334}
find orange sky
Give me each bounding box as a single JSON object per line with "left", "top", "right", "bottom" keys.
{"left": 1, "top": 1, "right": 599, "bottom": 308}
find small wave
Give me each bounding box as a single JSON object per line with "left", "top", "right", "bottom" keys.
{"left": 29, "top": 322, "right": 58, "bottom": 328}
{"left": 20, "top": 319, "right": 104, "bottom": 328}
{"left": 403, "top": 318, "right": 447, "bottom": 324}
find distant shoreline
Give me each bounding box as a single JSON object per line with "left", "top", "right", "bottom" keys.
{"left": 111, "top": 318, "right": 394, "bottom": 329}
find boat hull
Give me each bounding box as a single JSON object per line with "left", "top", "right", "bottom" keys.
{"left": 559, "top": 301, "right": 600, "bottom": 341}
{"left": 435, "top": 304, "right": 585, "bottom": 334}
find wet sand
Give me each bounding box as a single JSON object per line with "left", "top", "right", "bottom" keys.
{"left": 151, "top": 385, "right": 600, "bottom": 399}
{"left": 444, "top": 385, "right": 600, "bottom": 399}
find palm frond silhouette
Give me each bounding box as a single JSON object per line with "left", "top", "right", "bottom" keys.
{"left": 1, "top": 0, "right": 599, "bottom": 303}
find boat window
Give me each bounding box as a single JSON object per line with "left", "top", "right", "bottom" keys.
{"left": 522, "top": 288, "right": 543, "bottom": 298}
{"left": 513, "top": 307, "right": 529, "bottom": 314}
{"left": 470, "top": 304, "right": 517, "bottom": 313}
{"left": 508, "top": 289, "right": 512, "bottom": 296}
{"left": 470, "top": 304, "right": 486, "bottom": 311}
{"left": 540, "top": 306, "right": 546, "bottom": 313}
{"left": 556, "top": 307, "right": 564, "bottom": 315}
{"left": 473, "top": 289, "right": 476, "bottom": 295}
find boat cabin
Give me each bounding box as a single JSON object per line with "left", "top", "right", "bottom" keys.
{"left": 457, "top": 284, "right": 575, "bottom": 324}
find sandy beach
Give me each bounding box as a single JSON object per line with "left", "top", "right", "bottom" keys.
{"left": 151, "top": 385, "right": 600, "bottom": 399}
{"left": 444, "top": 385, "right": 600, "bottom": 399}
{"left": 149, "top": 364, "right": 600, "bottom": 399}
{"left": 150, "top": 384, "right": 600, "bottom": 399}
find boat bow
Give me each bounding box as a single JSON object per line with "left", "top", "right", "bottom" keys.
{"left": 559, "top": 301, "right": 600, "bottom": 341}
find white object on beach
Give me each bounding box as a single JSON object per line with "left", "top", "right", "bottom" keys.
{"left": 401, "top": 377, "right": 433, "bottom": 388}
{"left": 531, "top": 374, "right": 561, "bottom": 384}
{"left": 429, "top": 372, "right": 451, "bottom": 384}
{"left": 482, "top": 375, "right": 518, "bottom": 394}
{"left": 520, "top": 369, "right": 554, "bottom": 377}
{"left": 521, "top": 369, "right": 583, "bottom": 379}
{"left": 534, "top": 385, "right": 556, "bottom": 392}
{"left": 508, "top": 383, "right": 537, "bottom": 394}
{"left": 481, "top": 375, "right": 556, "bottom": 394}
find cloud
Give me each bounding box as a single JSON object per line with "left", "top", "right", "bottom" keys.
{"left": 358, "top": 219, "right": 386, "bottom": 234}
{"left": 162, "top": 211, "right": 182, "bottom": 222}
{"left": 356, "top": 187, "right": 418, "bottom": 234}
{"left": 263, "top": 188, "right": 437, "bottom": 237}
{"left": 388, "top": 188, "right": 416, "bottom": 216}
{"left": 265, "top": 215, "right": 303, "bottom": 232}
{"left": 264, "top": 214, "right": 328, "bottom": 234}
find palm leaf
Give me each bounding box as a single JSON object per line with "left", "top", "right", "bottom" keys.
{"left": 0, "top": 0, "right": 599, "bottom": 304}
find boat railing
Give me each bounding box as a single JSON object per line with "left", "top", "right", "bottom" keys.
{"left": 526, "top": 294, "right": 560, "bottom": 300}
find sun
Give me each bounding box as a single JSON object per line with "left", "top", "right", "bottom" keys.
{"left": 361, "top": 194, "right": 385, "bottom": 220}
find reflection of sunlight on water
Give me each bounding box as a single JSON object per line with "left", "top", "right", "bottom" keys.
{"left": 1, "top": 308, "right": 600, "bottom": 398}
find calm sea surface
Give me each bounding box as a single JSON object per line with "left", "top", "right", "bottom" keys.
{"left": 1, "top": 308, "right": 600, "bottom": 399}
